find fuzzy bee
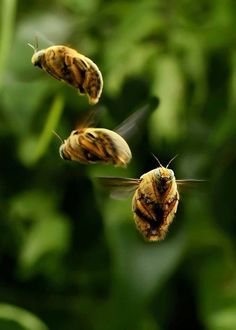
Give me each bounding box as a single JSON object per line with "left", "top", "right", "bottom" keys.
{"left": 98, "top": 156, "right": 203, "bottom": 241}
{"left": 58, "top": 128, "right": 132, "bottom": 167}
{"left": 28, "top": 43, "right": 103, "bottom": 105}
{"left": 55, "top": 97, "right": 159, "bottom": 167}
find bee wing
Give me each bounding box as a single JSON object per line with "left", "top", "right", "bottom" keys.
{"left": 176, "top": 179, "right": 206, "bottom": 193}
{"left": 176, "top": 179, "right": 206, "bottom": 185}
{"left": 97, "top": 177, "right": 140, "bottom": 200}
{"left": 115, "top": 96, "right": 160, "bottom": 139}
{"left": 75, "top": 108, "right": 102, "bottom": 130}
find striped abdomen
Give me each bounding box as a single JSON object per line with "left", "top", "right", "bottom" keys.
{"left": 78, "top": 128, "right": 132, "bottom": 166}
{"left": 35, "top": 46, "right": 103, "bottom": 104}
{"left": 132, "top": 168, "right": 179, "bottom": 241}
{"left": 60, "top": 128, "right": 132, "bottom": 167}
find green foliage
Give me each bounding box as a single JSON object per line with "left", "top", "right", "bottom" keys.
{"left": 0, "top": 304, "right": 48, "bottom": 330}
{"left": 0, "top": 0, "right": 236, "bottom": 329}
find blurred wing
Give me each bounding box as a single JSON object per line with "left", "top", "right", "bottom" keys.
{"left": 115, "top": 96, "right": 160, "bottom": 139}
{"left": 75, "top": 108, "right": 101, "bottom": 129}
{"left": 176, "top": 179, "right": 206, "bottom": 193}
{"left": 176, "top": 179, "right": 206, "bottom": 185}
{"left": 97, "top": 177, "right": 140, "bottom": 200}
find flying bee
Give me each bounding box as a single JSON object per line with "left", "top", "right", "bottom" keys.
{"left": 98, "top": 156, "right": 204, "bottom": 241}
{"left": 57, "top": 127, "right": 132, "bottom": 167}
{"left": 54, "top": 97, "right": 159, "bottom": 167}
{"left": 28, "top": 42, "right": 103, "bottom": 105}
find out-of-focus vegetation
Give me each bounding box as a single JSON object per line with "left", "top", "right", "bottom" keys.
{"left": 0, "top": 0, "right": 236, "bottom": 329}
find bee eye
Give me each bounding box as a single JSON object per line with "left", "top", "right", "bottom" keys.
{"left": 72, "top": 131, "right": 79, "bottom": 135}
{"left": 31, "top": 50, "right": 45, "bottom": 68}
{"left": 32, "top": 54, "right": 43, "bottom": 68}
{"left": 155, "top": 168, "right": 161, "bottom": 178}
{"left": 169, "top": 170, "right": 174, "bottom": 179}
{"left": 34, "top": 59, "right": 42, "bottom": 68}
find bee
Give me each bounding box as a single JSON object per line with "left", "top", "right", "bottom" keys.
{"left": 98, "top": 156, "right": 204, "bottom": 241}
{"left": 58, "top": 127, "right": 132, "bottom": 167}
{"left": 28, "top": 42, "right": 103, "bottom": 105}
{"left": 55, "top": 97, "right": 159, "bottom": 167}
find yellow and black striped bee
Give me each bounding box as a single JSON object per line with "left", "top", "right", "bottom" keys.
{"left": 29, "top": 43, "right": 103, "bottom": 105}
{"left": 55, "top": 97, "right": 159, "bottom": 167}
{"left": 98, "top": 156, "right": 203, "bottom": 241}
{"left": 59, "top": 127, "right": 132, "bottom": 167}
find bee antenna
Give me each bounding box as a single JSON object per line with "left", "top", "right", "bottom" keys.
{"left": 52, "top": 130, "right": 64, "bottom": 144}
{"left": 27, "top": 36, "right": 39, "bottom": 53}
{"left": 151, "top": 153, "right": 163, "bottom": 167}
{"left": 166, "top": 154, "right": 178, "bottom": 168}
{"left": 27, "top": 43, "right": 36, "bottom": 52}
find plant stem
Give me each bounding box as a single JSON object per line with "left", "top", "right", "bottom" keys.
{"left": 0, "top": 0, "right": 17, "bottom": 87}
{"left": 30, "top": 94, "right": 65, "bottom": 165}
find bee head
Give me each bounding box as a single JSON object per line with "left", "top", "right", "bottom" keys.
{"left": 59, "top": 144, "right": 71, "bottom": 160}
{"left": 28, "top": 41, "right": 45, "bottom": 68}
{"left": 152, "top": 153, "right": 178, "bottom": 183}
{"left": 156, "top": 167, "right": 174, "bottom": 183}
{"left": 31, "top": 50, "right": 45, "bottom": 68}
{"left": 52, "top": 131, "right": 70, "bottom": 160}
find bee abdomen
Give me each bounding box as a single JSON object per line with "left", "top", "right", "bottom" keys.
{"left": 83, "top": 67, "right": 103, "bottom": 104}
{"left": 99, "top": 133, "right": 118, "bottom": 161}
{"left": 133, "top": 205, "right": 164, "bottom": 241}
{"left": 134, "top": 204, "right": 163, "bottom": 228}
{"left": 132, "top": 189, "right": 179, "bottom": 241}
{"left": 132, "top": 191, "right": 165, "bottom": 240}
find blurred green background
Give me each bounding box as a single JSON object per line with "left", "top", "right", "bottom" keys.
{"left": 0, "top": 0, "right": 236, "bottom": 329}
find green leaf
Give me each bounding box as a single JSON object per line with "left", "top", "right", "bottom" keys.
{"left": 150, "top": 55, "right": 185, "bottom": 142}
{"left": 0, "top": 304, "right": 48, "bottom": 330}
{"left": 19, "top": 214, "right": 70, "bottom": 272}
{"left": 208, "top": 307, "right": 236, "bottom": 330}
{"left": 0, "top": 0, "right": 17, "bottom": 87}
{"left": 102, "top": 198, "right": 186, "bottom": 300}
{"left": 9, "top": 190, "right": 70, "bottom": 278}
{"left": 18, "top": 94, "right": 64, "bottom": 166}
{"left": 196, "top": 245, "right": 236, "bottom": 330}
